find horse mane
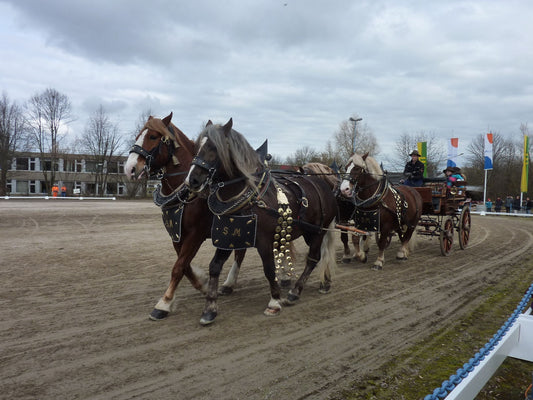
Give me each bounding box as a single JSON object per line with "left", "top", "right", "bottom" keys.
{"left": 201, "top": 123, "right": 264, "bottom": 183}
{"left": 143, "top": 117, "right": 194, "bottom": 150}
{"left": 301, "top": 162, "right": 339, "bottom": 191}
{"left": 350, "top": 153, "right": 384, "bottom": 180}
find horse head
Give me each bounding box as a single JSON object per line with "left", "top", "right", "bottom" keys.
{"left": 124, "top": 112, "right": 194, "bottom": 182}
{"left": 339, "top": 152, "right": 384, "bottom": 198}
{"left": 185, "top": 118, "right": 263, "bottom": 193}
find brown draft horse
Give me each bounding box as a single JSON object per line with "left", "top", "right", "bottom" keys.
{"left": 184, "top": 119, "right": 338, "bottom": 325}
{"left": 339, "top": 153, "right": 423, "bottom": 270}
{"left": 124, "top": 113, "right": 246, "bottom": 320}
{"left": 301, "top": 162, "right": 369, "bottom": 264}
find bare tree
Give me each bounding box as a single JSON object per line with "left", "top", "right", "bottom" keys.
{"left": 0, "top": 92, "right": 28, "bottom": 195}
{"left": 79, "top": 105, "right": 123, "bottom": 196}
{"left": 285, "top": 115, "right": 379, "bottom": 170}
{"left": 285, "top": 145, "right": 322, "bottom": 166}
{"left": 26, "top": 88, "right": 73, "bottom": 194}
{"left": 392, "top": 131, "right": 445, "bottom": 176}
{"left": 330, "top": 117, "right": 379, "bottom": 167}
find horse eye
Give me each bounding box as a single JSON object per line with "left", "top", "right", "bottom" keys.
{"left": 149, "top": 134, "right": 158, "bottom": 140}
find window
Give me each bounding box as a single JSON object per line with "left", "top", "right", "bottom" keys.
{"left": 29, "top": 180, "right": 37, "bottom": 194}
{"left": 85, "top": 161, "right": 103, "bottom": 173}
{"left": 64, "top": 159, "right": 75, "bottom": 172}
{"left": 107, "top": 161, "right": 119, "bottom": 174}
{"left": 16, "top": 180, "right": 28, "bottom": 194}
{"left": 16, "top": 158, "right": 29, "bottom": 170}
{"left": 106, "top": 182, "right": 116, "bottom": 194}
{"left": 43, "top": 160, "right": 59, "bottom": 171}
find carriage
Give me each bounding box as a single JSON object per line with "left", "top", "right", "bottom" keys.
{"left": 413, "top": 178, "right": 471, "bottom": 256}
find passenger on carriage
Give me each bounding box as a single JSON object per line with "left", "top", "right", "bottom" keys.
{"left": 402, "top": 149, "right": 425, "bottom": 186}
{"left": 443, "top": 166, "right": 465, "bottom": 195}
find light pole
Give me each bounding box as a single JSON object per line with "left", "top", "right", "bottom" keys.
{"left": 349, "top": 117, "right": 362, "bottom": 153}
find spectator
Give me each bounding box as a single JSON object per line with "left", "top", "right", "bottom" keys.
{"left": 526, "top": 197, "right": 532, "bottom": 214}
{"left": 513, "top": 195, "right": 521, "bottom": 214}
{"left": 494, "top": 197, "right": 503, "bottom": 213}
{"left": 52, "top": 184, "right": 59, "bottom": 198}
{"left": 61, "top": 185, "right": 67, "bottom": 197}
{"left": 506, "top": 195, "right": 513, "bottom": 213}
{"left": 485, "top": 198, "right": 492, "bottom": 212}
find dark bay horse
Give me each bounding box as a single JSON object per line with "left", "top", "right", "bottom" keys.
{"left": 300, "top": 162, "right": 370, "bottom": 264}
{"left": 124, "top": 113, "right": 246, "bottom": 320}
{"left": 184, "top": 119, "right": 338, "bottom": 324}
{"left": 339, "top": 153, "right": 422, "bottom": 270}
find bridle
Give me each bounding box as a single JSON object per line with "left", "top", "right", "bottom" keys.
{"left": 345, "top": 161, "right": 389, "bottom": 208}
{"left": 129, "top": 132, "right": 186, "bottom": 180}
{"left": 189, "top": 154, "right": 220, "bottom": 190}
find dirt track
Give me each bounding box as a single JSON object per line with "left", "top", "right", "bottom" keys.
{"left": 1, "top": 199, "right": 532, "bottom": 400}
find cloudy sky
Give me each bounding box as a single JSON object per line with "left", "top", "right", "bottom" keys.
{"left": 1, "top": 0, "right": 532, "bottom": 168}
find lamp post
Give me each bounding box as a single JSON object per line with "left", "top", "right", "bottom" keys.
{"left": 349, "top": 117, "right": 362, "bottom": 153}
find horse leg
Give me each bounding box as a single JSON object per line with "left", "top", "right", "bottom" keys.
{"left": 372, "top": 233, "right": 389, "bottom": 270}
{"left": 219, "top": 249, "right": 247, "bottom": 295}
{"left": 340, "top": 232, "right": 352, "bottom": 263}
{"left": 396, "top": 228, "right": 416, "bottom": 260}
{"left": 353, "top": 235, "right": 369, "bottom": 263}
{"left": 150, "top": 241, "right": 205, "bottom": 321}
{"left": 287, "top": 234, "right": 324, "bottom": 303}
{"left": 258, "top": 246, "right": 284, "bottom": 316}
{"left": 200, "top": 248, "right": 233, "bottom": 325}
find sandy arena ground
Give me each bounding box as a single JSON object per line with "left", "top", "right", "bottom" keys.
{"left": 1, "top": 199, "right": 532, "bottom": 400}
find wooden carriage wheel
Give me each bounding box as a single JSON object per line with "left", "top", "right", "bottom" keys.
{"left": 458, "top": 205, "right": 471, "bottom": 250}
{"left": 439, "top": 217, "right": 454, "bottom": 256}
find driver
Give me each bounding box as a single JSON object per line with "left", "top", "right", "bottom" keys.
{"left": 402, "top": 150, "right": 424, "bottom": 186}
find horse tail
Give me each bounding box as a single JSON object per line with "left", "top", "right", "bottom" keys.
{"left": 316, "top": 220, "right": 338, "bottom": 284}
{"left": 408, "top": 228, "right": 418, "bottom": 252}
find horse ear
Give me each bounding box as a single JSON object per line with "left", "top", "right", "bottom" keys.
{"left": 223, "top": 118, "right": 233, "bottom": 137}
{"left": 148, "top": 116, "right": 153, "bottom": 120}
{"left": 362, "top": 152, "right": 369, "bottom": 161}
{"left": 162, "top": 112, "right": 173, "bottom": 126}
{"left": 206, "top": 120, "right": 213, "bottom": 127}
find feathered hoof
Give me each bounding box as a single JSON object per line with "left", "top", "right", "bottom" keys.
{"left": 149, "top": 308, "right": 169, "bottom": 321}
{"left": 361, "top": 257, "right": 368, "bottom": 264}
{"left": 286, "top": 292, "right": 300, "bottom": 304}
{"left": 318, "top": 282, "right": 331, "bottom": 294}
{"left": 218, "top": 286, "right": 233, "bottom": 296}
{"left": 199, "top": 310, "right": 217, "bottom": 326}
{"left": 341, "top": 257, "right": 352, "bottom": 264}
{"left": 371, "top": 264, "right": 383, "bottom": 271}
{"left": 280, "top": 279, "right": 292, "bottom": 288}
{"left": 264, "top": 307, "right": 281, "bottom": 316}
{"left": 396, "top": 256, "right": 408, "bottom": 261}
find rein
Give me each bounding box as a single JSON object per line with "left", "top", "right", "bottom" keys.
{"left": 353, "top": 176, "right": 389, "bottom": 209}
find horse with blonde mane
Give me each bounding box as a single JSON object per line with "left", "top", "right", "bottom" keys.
{"left": 340, "top": 152, "right": 422, "bottom": 270}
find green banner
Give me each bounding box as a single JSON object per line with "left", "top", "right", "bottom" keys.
{"left": 521, "top": 135, "right": 529, "bottom": 193}
{"left": 417, "top": 141, "right": 427, "bottom": 178}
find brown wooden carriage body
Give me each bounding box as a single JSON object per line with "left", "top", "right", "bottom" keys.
{"left": 414, "top": 179, "right": 472, "bottom": 256}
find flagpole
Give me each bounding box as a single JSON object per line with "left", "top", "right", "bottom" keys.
{"left": 483, "top": 170, "right": 487, "bottom": 206}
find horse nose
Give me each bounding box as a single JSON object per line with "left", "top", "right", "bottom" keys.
{"left": 188, "top": 176, "right": 200, "bottom": 189}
